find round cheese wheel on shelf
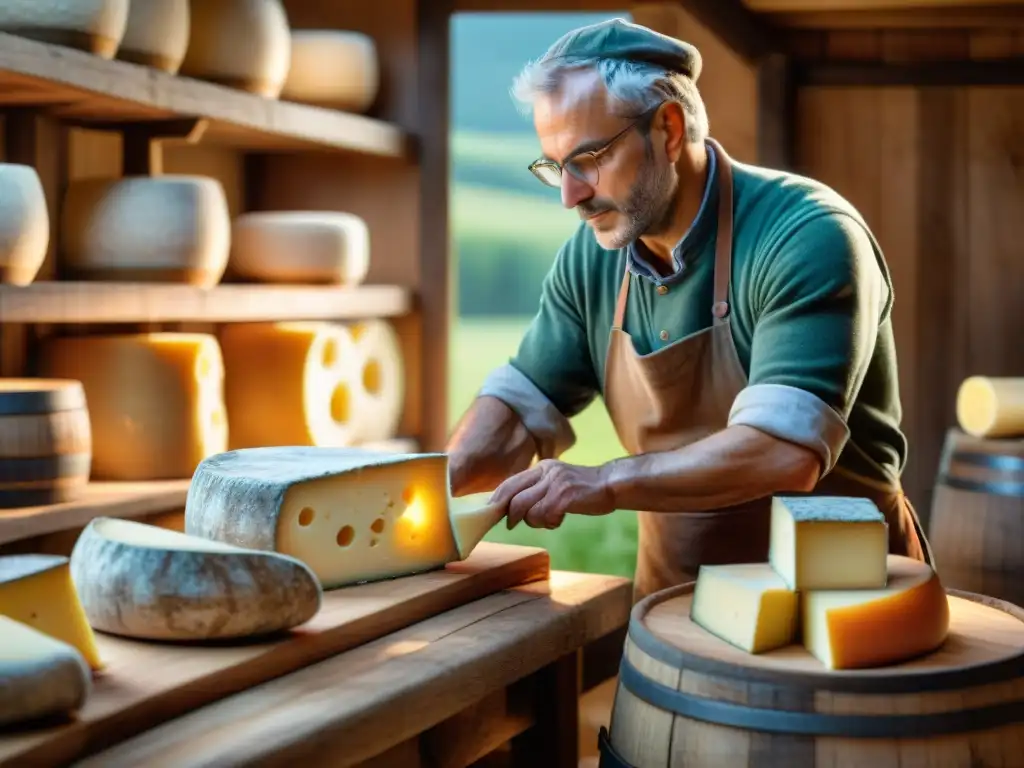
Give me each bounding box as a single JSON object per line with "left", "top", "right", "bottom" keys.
{"left": 280, "top": 30, "right": 380, "bottom": 113}
{"left": 346, "top": 319, "right": 405, "bottom": 443}
{"left": 956, "top": 375, "right": 1024, "bottom": 439}
{"left": 116, "top": 0, "right": 190, "bottom": 74}
{"left": 229, "top": 211, "right": 370, "bottom": 285}
{"left": 0, "top": 0, "right": 129, "bottom": 58}
{"left": 0, "top": 163, "right": 49, "bottom": 287}
{"left": 60, "top": 175, "right": 231, "bottom": 288}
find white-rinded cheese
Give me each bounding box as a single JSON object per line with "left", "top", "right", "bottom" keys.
{"left": 345, "top": 319, "right": 405, "bottom": 443}
{"left": 768, "top": 495, "right": 888, "bottom": 591}
{"left": 0, "top": 0, "right": 129, "bottom": 58}
{"left": 116, "top": 0, "right": 190, "bottom": 73}
{"left": 449, "top": 495, "right": 506, "bottom": 560}
{"left": 0, "top": 616, "right": 92, "bottom": 728}
{"left": 61, "top": 175, "right": 231, "bottom": 288}
{"left": 70, "top": 517, "right": 322, "bottom": 640}
{"left": 0, "top": 163, "right": 50, "bottom": 286}
{"left": 280, "top": 30, "right": 379, "bottom": 113}
{"left": 957, "top": 376, "right": 1024, "bottom": 439}
{"left": 185, "top": 446, "right": 462, "bottom": 589}
{"left": 179, "top": 0, "right": 291, "bottom": 98}
{"left": 37, "top": 333, "right": 228, "bottom": 481}
{"left": 802, "top": 555, "right": 950, "bottom": 670}
{"left": 0, "top": 554, "right": 103, "bottom": 670}
{"left": 229, "top": 211, "right": 370, "bottom": 286}
{"left": 690, "top": 562, "right": 799, "bottom": 654}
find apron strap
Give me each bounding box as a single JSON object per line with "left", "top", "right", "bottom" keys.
{"left": 612, "top": 262, "right": 631, "bottom": 330}
{"left": 708, "top": 137, "right": 735, "bottom": 327}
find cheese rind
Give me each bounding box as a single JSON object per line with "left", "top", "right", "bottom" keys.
{"left": 802, "top": 555, "right": 949, "bottom": 670}
{"left": 768, "top": 495, "right": 888, "bottom": 590}
{"left": 0, "top": 554, "right": 103, "bottom": 670}
{"left": 690, "top": 563, "right": 799, "bottom": 653}
{"left": 0, "top": 616, "right": 91, "bottom": 728}
{"left": 956, "top": 376, "right": 1024, "bottom": 439}
{"left": 450, "top": 495, "right": 506, "bottom": 560}
{"left": 0, "top": 162, "right": 49, "bottom": 287}
{"left": 185, "top": 447, "right": 460, "bottom": 589}
{"left": 70, "top": 517, "right": 322, "bottom": 640}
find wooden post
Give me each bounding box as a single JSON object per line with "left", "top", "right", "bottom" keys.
{"left": 757, "top": 52, "right": 796, "bottom": 170}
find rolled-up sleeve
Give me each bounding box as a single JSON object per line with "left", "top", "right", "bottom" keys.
{"left": 728, "top": 212, "right": 888, "bottom": 475}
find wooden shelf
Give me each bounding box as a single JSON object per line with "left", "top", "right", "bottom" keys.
{"left": 0, "top": 282, "right": 413, "bottom": 324}
{"left": 0, "top": 438, "right": 421, "bottom": 546}
{"left": 0, "top": 31, "right": 410, "bottom": 157}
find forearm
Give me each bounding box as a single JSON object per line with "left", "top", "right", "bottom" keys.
{"left": 446, "top": 396, "right": 538, "bottom": 496}
{"left": 602, "top": 425, "right": 821, "bottom": 513}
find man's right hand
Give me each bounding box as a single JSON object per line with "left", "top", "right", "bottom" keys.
{"left": 446, "top": 396, "right": 538, "bottom": 497}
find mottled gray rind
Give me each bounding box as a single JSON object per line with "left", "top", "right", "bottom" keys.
{"left": 0, "top": 553, "right": 68, "bottom": 582}
{"left": 0, "top": 617, "right": 91, "bottom": 727}
{"left": 70, "top": 518, "right": 323, "bottom": 641}
{"left": 774, "top": 495, "right": 885, "bottom": 524}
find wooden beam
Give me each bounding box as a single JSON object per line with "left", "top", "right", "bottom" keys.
{"left": 757, "top": 53, "right": 795, "bottom": 170}
{"left": 796, "top": 58, "right": 1024, "bottom": 87}
{"left": 678, "top": 0, "right": 780, "bottom": 63}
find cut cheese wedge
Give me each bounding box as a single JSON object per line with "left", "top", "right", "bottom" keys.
{"left": 690, "top": 563, "right": 799, "bottom": 653}
{"left": 70, "top": 517, "right": 322, "bottom": 640}
{"left": 0, "top": 616, "right": 92, "bottom": 728}
{"left": 185, "top": 446, "right": 460, "bottom": 589}
{"left": 450, "top": 494, "right": 506, "bottom": 561}
{"left": 0, "top": 554, "right": 103, "bottom": 671}
{"left": 802, "top": 555, "right": 949, "bottom": 670}
{"left": 956, "top": 376, "right": 1024, "bottom": 439}
{"left": 769, "top": 495, "right": 888, "bottom": 590}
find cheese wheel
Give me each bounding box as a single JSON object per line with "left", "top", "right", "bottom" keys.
{"left": 116, "top": 0, "right": 190, "bottom": 73}
{"left": 280, "top": 30, "right": 380, "bottom": 113}
{"left": 0, "top": 0, "right": 129, "bottom": 58}
{"left": 346, "top": 319, "right": 405, "bottom": 443}
{"left": 0, "top": 163, "right": 49, "bottom": 287}
{"left": 0, "top": 616, "right": 91, "bottom": 728}
{"left": 179, "top": 0, "right": 291, "bottom": 98}
{"left": 957, "top": 376, "right": 1024, "bottom": 439}
{"left": 229, "top": 211, "right": 370, "bottom": 285}
{"left": 61, "top": 175, "right": 231, "bottom": 288}
{"left": 70, "top": 517, "right": 322, "bottom": 640}
{"left": 0, "top": 554, "right": 103, "bottom": 671}
{"left": 37, "top": 333, "right": 228, "bottom": 481}
{"left": 185, "top": 446, "right": 460, "bottom": 588}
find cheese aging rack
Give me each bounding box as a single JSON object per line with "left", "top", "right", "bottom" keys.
{"left": 0, "top": 0, "right": 450, "bottom": 552}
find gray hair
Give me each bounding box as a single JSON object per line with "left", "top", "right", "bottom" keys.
{"left": 510, "top": 56, "right": 709, "bottom": 144}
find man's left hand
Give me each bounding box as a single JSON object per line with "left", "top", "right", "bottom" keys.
{"left": 489, "top": 459, "right": 617, "bottom": 530}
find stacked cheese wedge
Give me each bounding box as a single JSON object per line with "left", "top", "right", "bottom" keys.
{"left": 690, "top": 495, "right": 950, "bottom": 670}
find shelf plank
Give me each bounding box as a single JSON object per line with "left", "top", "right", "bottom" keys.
{"left": 0, "top": 31, "right": 409, "bottom": 156}
{"left": 0, "top": 282, "right": 412, "bottom": 323}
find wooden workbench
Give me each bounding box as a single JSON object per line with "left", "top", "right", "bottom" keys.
{"left": 72, "top": 570, "right": 631, "bottom": 768}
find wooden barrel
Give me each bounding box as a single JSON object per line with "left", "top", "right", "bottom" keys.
{"left": 0, "top": 379, "right": 92, "bottom": 508}
{"left": 599, "top": 581, "right": 1024, "bottom": 768}
{"left": 928, "top": 427, "right": 1024, "bottom": 606}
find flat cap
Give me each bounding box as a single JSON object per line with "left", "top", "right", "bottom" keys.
{"left": 539, "top": 17, "right": 702, "bottom": 81}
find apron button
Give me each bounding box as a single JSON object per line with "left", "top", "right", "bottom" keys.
{"left": 657, "top": 285, "right": 668, "bottom": 295}
{"left": 659, "top": 330, "right": 669, "bottom": 341}
{"left": 712, "top": 301, "right": 730, "bottom": 319}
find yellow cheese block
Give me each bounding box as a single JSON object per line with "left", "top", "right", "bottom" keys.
{"left": 0, "top": 0, "right": 130, "bottom": 58}
{"left": 280, "top": 30, "right": 380, "bottom": 112}
{"left": 345, "top": 319, "right": 405, "bottom": 443}
{"left": 449, "top": 494, "right": 506, "bottom": 560}
{"left": 957, "top": 376, "right": 1024, "bottom": 439}
{"left": 37, "top": 333, "right": 228, "bottom": 480}
{"left": 0, "top": 554, "right": 103, "bottom": 671}
{"left": 0, "top": 163, "right": 49, "bottom": 287}
{"left": 768, "top": 495, "right": 888, "bottom": 590}
{"left": 802, "top": 555, "right": 949, "bottom": 670}
{"left": 184, "top": 446, "right": 462, "bottom": 589}
{"left": 690, "top": 562, "right": 799, "bottom": 653}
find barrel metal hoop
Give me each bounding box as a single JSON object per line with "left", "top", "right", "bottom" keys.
{"left": 597, "top": 726, "right": 635, "bottom": 768}
{"left": 939, "top": 473, "right": 1024, "bottom": 499}
{"left": 950, "top": 451, "right": 1024, "bottom": 473}
{"left": 617, "top": 656, "right": 1024, "bottom": 738}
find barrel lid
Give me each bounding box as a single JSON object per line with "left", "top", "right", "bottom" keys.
{"left": 0, "top": 379, "right": 86, "bottom": 415}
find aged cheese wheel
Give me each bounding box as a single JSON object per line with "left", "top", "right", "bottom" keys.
{"left": 179, "top": 0, "right": 292, "bottom": 98}
{"left": 70, "top": 517, "right": 322, "bottom": 640}
{"left": 0, "top": 163, "right": 50, "bottom": 287}
{"left": 116, "top": 0, "right": 190, "bottom": 73}
{"left": 0, "top": 379, "right": 91, "bottom": 509}
{"left": 280, "top": 30, "right": 379, "bottom": 113}
{"left": 229, "top": 211, "right": 370, "bottom": 285}
{"left": 37, "top": 333, "right": 228, "bottom": 481}
{"left": 61, "top": 175, "right": 230, "bottom": 288}
{"left": 346, "top": 319, "right": 405, "bottom": 443}
{"left": 957, "top": 375, "right": 1024, "bottom": 439}
{"left": 0, "top": 616, "right": 92, "bottom": 728}
{"left": 0, "top": 0, "right": 129, "bottom": 58}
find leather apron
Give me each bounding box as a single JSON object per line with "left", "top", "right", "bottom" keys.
{"left": 602, "top": 138, "right": 933, "bottom": 605}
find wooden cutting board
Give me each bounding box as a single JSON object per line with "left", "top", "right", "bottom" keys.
{"left": 0, "top": 541, "right": 550, "bottom": 767}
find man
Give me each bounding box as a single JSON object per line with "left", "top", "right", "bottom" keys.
{"left": 445, "top": 18, "right": 933, "bottom": 603}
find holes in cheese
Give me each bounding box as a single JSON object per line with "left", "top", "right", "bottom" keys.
{"left": 280, "top": 30, "right": 380, "bottom": 113}
{"left": 802, "top": 555, "right": 950, "bottom": 670}
{"left": 37, "top": 333, "right": 228, "bottom": 481}
{"left": 0, "top": 163, "right": 49, "bottom": 287}
{"left": 0, "top": 554, "right": 103, "bottom": 671}
{"left": 345, "top": 319, "right": 405, "bottom": 444}
{"left": 0, "top": 0, "right": 130, "bottom": 58}
{"left": 956, "top": 375, "right": 1024, "bottom": 439}
{"left": 229, "top": 211, "right": 370, "bottom": 286}
{"left": 116, "top": 0, "right": 190, "bottom": 73}
{"left": 184, "top": 447, "right": 461, "bottom": 589}
{"left": 60, "top": 175, "right": 231, "bottom": 288}
{"left": 69, "top": 517, "right": 322, "bottom": 641}
{"left": 768, "top": 495, "right": 888, "bottom": 591}
{"left": 0, "top": 616, "right": 92, "bottom": 728}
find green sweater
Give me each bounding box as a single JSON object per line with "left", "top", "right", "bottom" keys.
{"left": 479, "top": 143, "right": 908, "bottom": 488}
